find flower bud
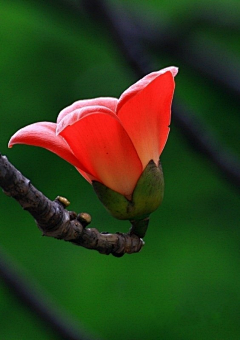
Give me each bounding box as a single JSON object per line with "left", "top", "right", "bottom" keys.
{"left": 92, "top": 160, "right": 164, "bottom": 221}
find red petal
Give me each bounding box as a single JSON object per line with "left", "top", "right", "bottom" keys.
{"left": 118, "top": 66, "right": 178, "bottom": 112}
{"left": 57, "top": 97, "right": 118, "bottom": 124}
{"left": 117, "top": 70, "right": 176, "bottom": 168}
{"left": 8, "top": 122, "right": 82, "bottom": 168}
{"left": 57, "top": 107, "right": 143, "bottom": 196}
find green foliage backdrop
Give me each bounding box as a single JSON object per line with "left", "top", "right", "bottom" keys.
{"left": 0, "top": 1, "right": 240, "bottom": 339}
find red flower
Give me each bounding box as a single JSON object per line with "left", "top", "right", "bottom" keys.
{"left": 9, "top": 67, "right": 177, "bottom": 223}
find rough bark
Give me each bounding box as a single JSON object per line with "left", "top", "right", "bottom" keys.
{"left": 0, "top": 154, "right": 144, "bottom": 257}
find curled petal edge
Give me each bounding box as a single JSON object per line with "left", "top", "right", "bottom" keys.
{"left": 57, "top": 97, "right": 118, "bottom": 124}
{"left": 117, "top": 66, "right": 178, "bottom": 112}
{"left": 8, "top": 122, "right": 83, "bottom": 169}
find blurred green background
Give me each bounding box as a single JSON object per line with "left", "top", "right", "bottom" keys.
{"left": 0, "top": 0, "right": 240, "bottom": 339}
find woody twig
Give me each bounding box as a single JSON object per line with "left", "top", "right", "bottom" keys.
{"left": 0, "top": 154, "right": 144, "bottom": 257}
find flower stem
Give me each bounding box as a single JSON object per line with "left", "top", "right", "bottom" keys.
{"left": 130, "top": 218, "right": 149, "bottom": 238}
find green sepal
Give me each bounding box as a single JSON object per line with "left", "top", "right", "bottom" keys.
{"left": 131, "top": 160, "right": 164, "bottom": 220}
{"left": 92, "top": 160, "right": 164, "bottom": 221}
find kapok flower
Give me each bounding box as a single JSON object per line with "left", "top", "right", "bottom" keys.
{"left": 9, "top": 66, "right": 178, "bottom": 225}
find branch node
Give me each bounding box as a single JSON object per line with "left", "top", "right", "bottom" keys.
{"left": 55, "top": 196, "right": 70, "bottom": 207}
{"left": 77, "top": 212, "right": 92, "bottom": 227}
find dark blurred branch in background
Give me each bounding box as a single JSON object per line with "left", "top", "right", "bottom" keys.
{"left": 81, "top": 0, "right": 240, "bottom": 190}
{"left": 0, "top": 247, "right": 96, "bottom": 340}
{"left": 51, "top": 0, "right": 240, "bottom": 102}
{"left": 173, "top": 101, "right": 240, "bottom": 187}
{"left": 148, "top": 14, "right": 240, "bottom": 102}
{"left": 82, "top": 0, "right": 153, "bottom": 76}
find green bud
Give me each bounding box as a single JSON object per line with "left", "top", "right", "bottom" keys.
{"left": 92, "top": 160, "right": 164, "bottom": 221}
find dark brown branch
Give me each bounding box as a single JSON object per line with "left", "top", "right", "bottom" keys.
{"left": 0, "top": 153, "right": 144, "bottom": 257}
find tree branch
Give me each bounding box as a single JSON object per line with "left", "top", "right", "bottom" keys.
{"left": 0, "top": 153, "right": 144, "bottom": 257}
